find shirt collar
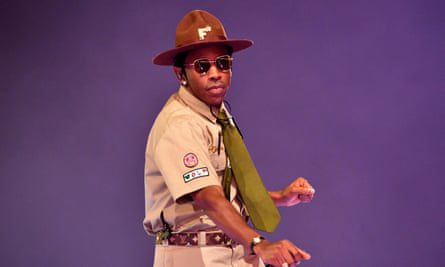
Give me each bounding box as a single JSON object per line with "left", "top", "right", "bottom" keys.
{"left": 177, "top": 86, "right": 226, "bottom": 123}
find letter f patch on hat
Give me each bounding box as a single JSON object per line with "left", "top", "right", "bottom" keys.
{"left": 198, "top": 26, "right": 211, "bottom": 40}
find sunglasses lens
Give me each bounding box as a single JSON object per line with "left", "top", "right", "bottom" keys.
{"left": 216, "top": 56, "right": 231, "bottom": 70}
{"left": 194, "top": 59, "right": 211, "bottom": 74}
{"left": 190, "top": 56, "right": 232, "bottom": 74}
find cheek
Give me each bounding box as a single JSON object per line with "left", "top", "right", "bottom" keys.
{"left": 186, "top": 74, "right": 206, "bottom": 90}
{"left": 224, "top": 72, "right": 232, "bottom": 85}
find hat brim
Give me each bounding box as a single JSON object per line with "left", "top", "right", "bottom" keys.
{"left": 152, "top": 39, "right": 253, "bottom": 66}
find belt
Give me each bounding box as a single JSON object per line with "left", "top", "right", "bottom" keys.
{"left": 156, "top": 231, "right": 238, "bottom": 247}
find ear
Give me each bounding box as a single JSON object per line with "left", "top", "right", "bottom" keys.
{"left": 173, "top": 67, "right": 183, "bottom": 81}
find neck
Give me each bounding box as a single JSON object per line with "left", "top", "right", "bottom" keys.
{"left": 210, "top": 104, "right": 222, "bottom": 115}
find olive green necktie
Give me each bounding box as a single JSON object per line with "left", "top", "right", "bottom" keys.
{"left": 217, "top": 109, "right": 281, "bottom": 232}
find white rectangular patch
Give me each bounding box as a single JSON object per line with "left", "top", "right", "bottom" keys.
{"left": 183, "top": 167, "right": 209, "bottom": 183}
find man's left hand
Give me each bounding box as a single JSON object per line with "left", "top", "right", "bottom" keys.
{"left": 276, "top": 177, "right": 315, "bottom": 207}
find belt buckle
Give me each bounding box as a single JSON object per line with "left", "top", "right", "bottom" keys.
{"left": 156, "top": 231, "right": 170, "bottom": 247}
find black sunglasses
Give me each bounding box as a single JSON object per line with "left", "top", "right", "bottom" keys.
{"left": 184, "top": 55, "right": 233, "bottom": 74}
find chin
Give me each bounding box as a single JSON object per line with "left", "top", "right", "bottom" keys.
{"left": 209, "top": 101, "right": 223, "bottom": 107}
{"left": 205, "top": 95, "right": 225, "bottom": 107}
{"left": 214, "top": 97, "right": 226, "bottom": 106}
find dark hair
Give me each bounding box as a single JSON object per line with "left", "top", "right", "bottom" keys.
{"left": 173, "top": 53, "right": 187, "bottom": 78}
{"left": 173, "top": 53, "right": 187, "bottom": 68}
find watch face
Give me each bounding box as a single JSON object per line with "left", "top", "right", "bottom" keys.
{"left": 253, "top": 236, "right": 264, "bottom": 245}
{"left": 250, "top": 236, "right": 265, "bottom": 255}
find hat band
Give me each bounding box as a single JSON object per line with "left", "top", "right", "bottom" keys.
{"left": 177, "top": 35, "right": 228, "bottom": 48}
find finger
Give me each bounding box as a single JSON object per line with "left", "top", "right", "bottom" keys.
{"left": 283, "top": 249, "right": 296, "bottom": 265}
{"left": 298, "top": 195, "right": 312, "bottom": 203}
{"left": 304, "top": 188, "right": 315, "bottom": 194}
{"left": 297, "top": 194, "right": 314, "bottom": 201}
{"left": 296, "top": 177, "right": 307, "bottom": 183}
{"left": 287, "top": 245, "right": 303, "bottom": 262}
{"left": 271, "top": 256, "right": 284, "bottom": 267}
{"left": 295, "top": 247, "right": 311, "bottom": 260}
{"left": 264, "top": 259, "right": 279, "bottom": 267}
{"left": 297, "top": 178, "right": 315, "bottom": 191}
{"left": 267, "top": 253, "right": 285, "bottom": 267}
{"left": 298, "top": 193, "right": 313, "bottom": 199}
{"left": 290, "top": 180, "right": 314, "bottom": 190}
{"left": 295, "top": 177, "right": 307, "bottom": 187}
{"left": 300, "top": 178, "right": 314, "bottom": 188}
{"left": 291, "top": 187, "right": 314, "bottom": 195}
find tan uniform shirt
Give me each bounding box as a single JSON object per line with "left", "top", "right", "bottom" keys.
{"left": 143, "top": 86, "right": 243, "bottom": 235}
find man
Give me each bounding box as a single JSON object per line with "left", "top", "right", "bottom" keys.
{"left": 144, "top": 10, "right": 316, "bottom": 267}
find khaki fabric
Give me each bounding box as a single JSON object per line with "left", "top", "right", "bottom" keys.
{"left": 153, "top": 244, "right": 264, "bottom": 267}
{"left": 144, "top": 86, "right": 243, "bottom": 235}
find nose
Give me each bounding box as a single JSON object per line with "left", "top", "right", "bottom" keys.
{"left": 207, "top": 64, "right": 222, "bottom": 81}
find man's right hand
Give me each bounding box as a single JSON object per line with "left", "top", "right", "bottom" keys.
{"left": 253, "top": 239, "right": 311, "bottom": 267}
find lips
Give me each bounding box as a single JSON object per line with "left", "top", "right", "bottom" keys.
{"left": 207, "top": 85, "right": 226, "bottom": 96}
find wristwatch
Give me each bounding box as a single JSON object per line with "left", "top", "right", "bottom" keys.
{"left": 250, "top": 236, "right": 265, "bottom": 255}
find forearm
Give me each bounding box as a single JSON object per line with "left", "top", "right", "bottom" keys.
{"left": 193, "top": 185, "right": 312, "bottom": 266}
{"left": 192, "top": 185, "right": 259, "bottom": 248}
{"left": 268, "top": 190, "right": 286, "bottom": 207}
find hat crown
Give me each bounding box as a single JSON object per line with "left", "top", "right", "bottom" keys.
{"left": 152, "top": 10, "right": 253, "bottom": 65}
{"left": 175, "top": 10, "right": 228, "bottom": 48}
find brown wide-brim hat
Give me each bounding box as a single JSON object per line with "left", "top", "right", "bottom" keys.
{"left": 152, "top": 10, "right": 253, "bottom": 66}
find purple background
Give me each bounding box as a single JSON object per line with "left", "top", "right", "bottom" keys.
{"left": 1, "top": 0, "right": 444, "bottom": 266}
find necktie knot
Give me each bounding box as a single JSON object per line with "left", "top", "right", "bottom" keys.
{"left": 216, "top": 110, "right": 230, "bottom": 128}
